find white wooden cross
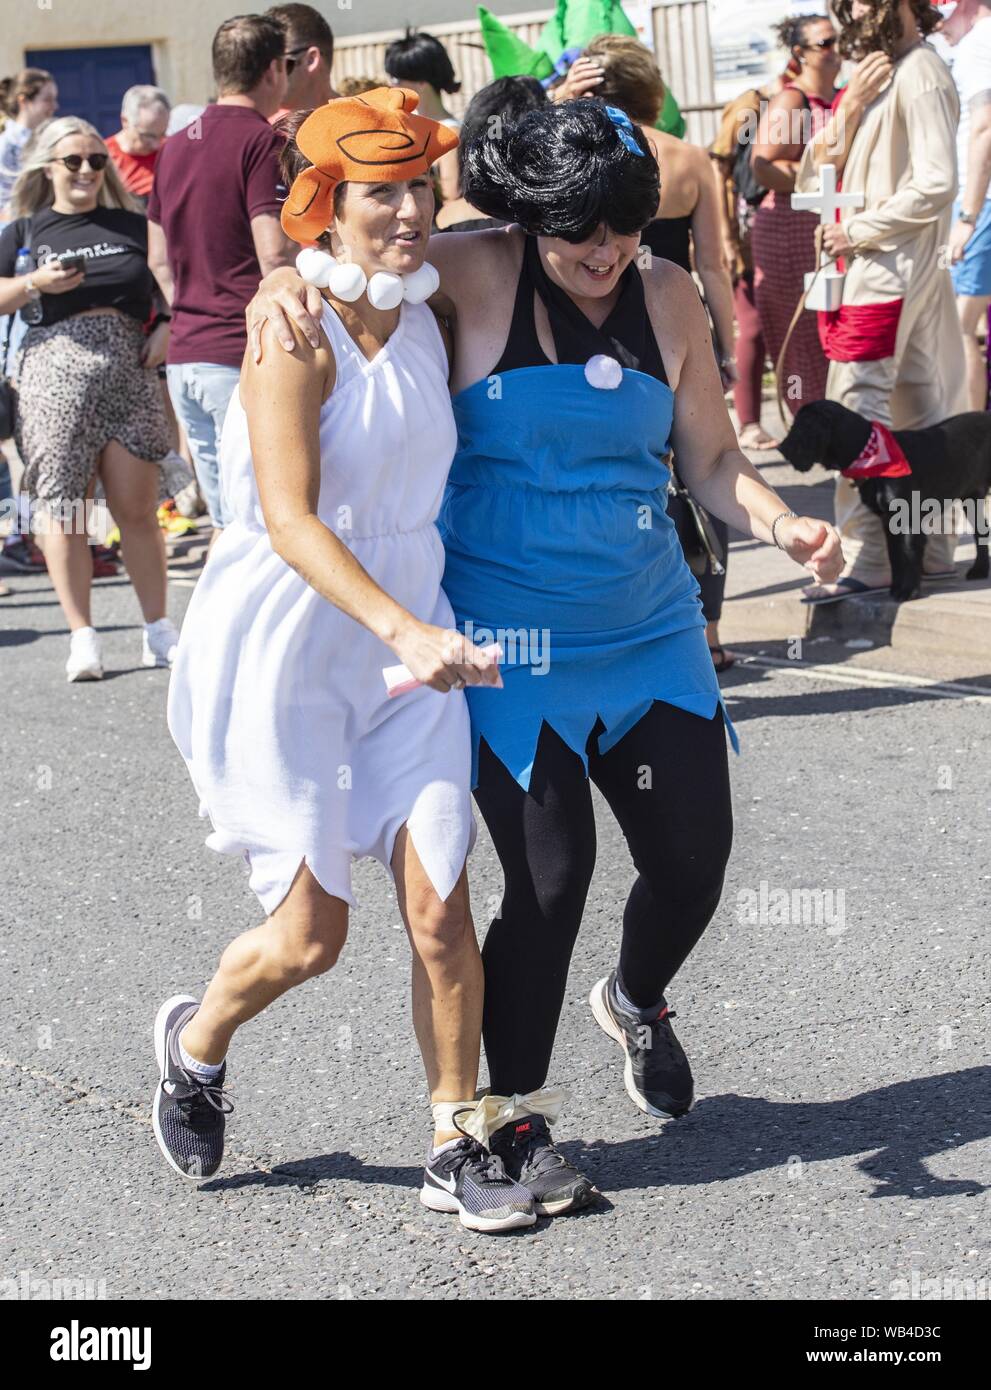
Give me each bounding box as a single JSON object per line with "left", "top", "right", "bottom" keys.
{"left": 791, "top": 163, "right": 865, "bottom": 312}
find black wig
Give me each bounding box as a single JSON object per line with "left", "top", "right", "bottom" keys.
{"left": 384, "top": 28, "right": 461, "bottom": 94}
{"left": 459, "top": 76, "right": 547, "bottom": 152}
{"left": 460, "top": 98, "right": 659, "bottom": 242}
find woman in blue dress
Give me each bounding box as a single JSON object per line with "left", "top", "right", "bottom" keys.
{"left": 249, "top": 98, "right": 842, "bottom": 1216}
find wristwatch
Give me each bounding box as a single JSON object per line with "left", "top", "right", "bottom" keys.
{"left": 959, "top": 211, "right": 978, "bottom": 226}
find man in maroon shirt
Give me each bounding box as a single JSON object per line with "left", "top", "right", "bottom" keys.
{"left": 147, "top": 14, "right": 294, "bottom": 531}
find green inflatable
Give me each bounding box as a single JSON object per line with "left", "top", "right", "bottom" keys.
{"left": 476, "top": 2, "right": 685, "bottom": 138}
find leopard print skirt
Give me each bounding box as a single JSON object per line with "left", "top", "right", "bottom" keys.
{"left": 14, "top": 310, "right": 174, "bottom": 508}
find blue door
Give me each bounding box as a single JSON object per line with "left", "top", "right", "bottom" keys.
{"left": 24, "top": 45, "right": 156, "bottom": 137}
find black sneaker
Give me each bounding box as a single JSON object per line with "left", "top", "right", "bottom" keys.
{"left": 490, "top": 1114, "right": 597, "bottom": 1216}
{"left": 589, "top": 972, "right": 694, "bottom": 1118}
{"left": 0, "top": 537, "right": 46, "bottom": 573}
{"left": 152, "top": 995, "right": 231, "bottom": 1181}
{"left": 421, "top": 1134, "right": 536, "bottom": 1233}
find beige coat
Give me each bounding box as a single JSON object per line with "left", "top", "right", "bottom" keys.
{"left": 796, "top": 43, "right": 965, "bottom": 580}
{"left": 796, "top": 42, "right": 966, "bottom": 423}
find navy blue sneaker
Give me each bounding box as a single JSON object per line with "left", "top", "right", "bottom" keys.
{"left": 152, "top": 995, "right": 231, "bottom": 1181}
{"left": 490, "top": 1114, "right": 597, "bottom": 1216}
{"left": 590, "top": 972, "right": 694, "bottom": 1118}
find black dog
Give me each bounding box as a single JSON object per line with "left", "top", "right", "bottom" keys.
{"left": 779, "top": 400, "right": 991, "bottom": 601}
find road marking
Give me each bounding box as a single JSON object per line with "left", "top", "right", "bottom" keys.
{"left": 737, "top": 656, "right": 991, "bottom": 705}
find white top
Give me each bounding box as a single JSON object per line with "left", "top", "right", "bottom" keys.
{"left": 0, "top": 119, "right": 31, "bottom": 222}
{"left": 952, "top": 13, "right": 991, "bottom": 205}
{"left": 167, "top": 297, "right": 476, "bottom": 913}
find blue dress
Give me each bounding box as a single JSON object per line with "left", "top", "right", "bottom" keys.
{"left": 438, "top": 237, "right": 738, "bottom": 792}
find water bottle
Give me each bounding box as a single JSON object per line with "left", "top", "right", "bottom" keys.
{"left": 14, "top": 247, "right": 44, "bottom": 325}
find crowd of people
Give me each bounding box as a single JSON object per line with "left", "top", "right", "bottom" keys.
{"left": 0, "top": 0, "right": 986, "bottom": 1229}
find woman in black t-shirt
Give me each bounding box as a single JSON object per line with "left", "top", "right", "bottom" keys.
{"left": 0, "top": 115, "right": 179, "bottom": 682}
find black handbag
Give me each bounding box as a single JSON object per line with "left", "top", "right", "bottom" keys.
{"left": 666, "top": 461, "right": 726, "bottom": 579}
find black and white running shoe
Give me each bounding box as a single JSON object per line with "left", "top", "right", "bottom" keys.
{"left": 152, "top": 995, "right": 232, "bottom": 1182}
{"left": 589, "top": 971, "right": 694, "bottom": 1118}
{"left": 421, "top": 1134, "right": 536, "bottom": 1232}
{"left": 490, "top": 1114, "right": 597, "bottom": 1216}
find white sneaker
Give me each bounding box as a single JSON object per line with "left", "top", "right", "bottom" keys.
{"left": 142, "top": 617, "right": 180, "bottom": 668}
{"left": 66, "top": 626, "right": 103, "bottom": 682}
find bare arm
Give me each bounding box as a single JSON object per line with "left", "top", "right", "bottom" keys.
{"left": 244, "top": 318, "right": 498, "bottom": 690}
{"left": 0, "top": 259, "right": 83, "bottom": 315}
{"left": 962, "top": 93, "right": 991, "bottom": 212}
{"left": 250, "top": 212, "right": 297, "bottom": 279}
{"left": 710, "top": 154, "right": 742, "bottom": 277}
{"left": 661, "top": 267, "right": 842, "bottom": 579}
{"left": 752, "top": 88, "right": 807, "bottom": 194}
{"left": 434, "top": 146, "right": 461, "bottom": 204}
{"left": 690, "top": 158, "right": 736, "bottom": 365}
{"left": 244, "top": 229, "right": 485, "bottom": 361}
{"left": 147, "top": 219, "right": 174, "bottom": 306}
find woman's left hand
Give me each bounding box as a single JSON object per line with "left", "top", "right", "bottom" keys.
{"left": 141, "top": 320, "right": 170, "bottom": 368}
{"left": 822, "top": 222, "right": 855, "bottom": 260}
{"left": 776, "top": 515, "right": 844, "bottom": 583}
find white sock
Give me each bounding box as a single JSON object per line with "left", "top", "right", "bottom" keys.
{"left": 178, "top": 1028, "right": 224, "bottom": 1079}
{"left": 430, "top": 1137, "right": 462, "bottom": 1158}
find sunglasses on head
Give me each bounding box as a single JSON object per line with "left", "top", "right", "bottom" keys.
{"left": 51, "top": 153, "right": 109, "bottom": 173}
{"left": 805, "top": 36, "right": 837, "bottom": 50}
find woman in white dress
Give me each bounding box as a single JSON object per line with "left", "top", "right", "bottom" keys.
{"left": 151, "top": 89, "right": 531, "bottom": 1233}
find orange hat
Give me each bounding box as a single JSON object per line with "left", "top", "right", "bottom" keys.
{"left": 280, "top": 86, "right": 459, "bottom": 243}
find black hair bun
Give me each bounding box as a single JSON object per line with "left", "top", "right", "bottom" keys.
{"left": 461, "top": 98, "right": 659, "bottom": 242}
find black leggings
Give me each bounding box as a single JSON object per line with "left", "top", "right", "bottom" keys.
{"left": 474, "top": 701, "right": 733, "bottom": 1096}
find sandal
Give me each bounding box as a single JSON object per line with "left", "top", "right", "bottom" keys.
{"left": 800, "top": 577, "right": 890, "bottom": 606}
{"left": 738, "top": 424, "right": 780, "bottom": 452}
{"left": 709, "top": 644, "right": 737, "bottom": 672}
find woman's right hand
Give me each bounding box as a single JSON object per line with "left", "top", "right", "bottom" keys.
{"left": 29, "top": 262, "right": 84, "bottom": 295}
{"left": 247, "top": 266, "right": 324, "bottom": 362}
{"left": 549, "top": 55, "right": 605, "bottom": 103}
{"left": 393, "top": 621, "right": 503, "bottom": 694}
{"left": 844, "top": 52, "right": 893, "bottom": 110}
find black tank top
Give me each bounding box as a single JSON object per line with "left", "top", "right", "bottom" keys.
{"left": 640, "top": 215, "right": 692, "bottom": 274}
{"left": 492, "top": 234, "right": 669, "bottom": 386}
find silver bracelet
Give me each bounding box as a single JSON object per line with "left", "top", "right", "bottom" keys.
{"left": 771, "top": 510, "right": 797, "bottom": 550}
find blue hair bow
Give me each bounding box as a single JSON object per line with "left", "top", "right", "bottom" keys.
{"left": 604, "top": 105, "right": 644, "bottom": 157}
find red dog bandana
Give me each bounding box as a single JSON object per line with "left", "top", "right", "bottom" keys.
{"left": 840, "top": 422, "right": 912, "bottom": 480}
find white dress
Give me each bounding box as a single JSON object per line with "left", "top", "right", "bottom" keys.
{"left": 166, "top": 297, "right": 476, "bottom": 913}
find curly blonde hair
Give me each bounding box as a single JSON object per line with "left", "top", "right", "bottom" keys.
{"left": 581, "top": 34, "right": 666, "bottom": 128}
{"left": 11, "top": 116, "right": 142, "bottom": 217}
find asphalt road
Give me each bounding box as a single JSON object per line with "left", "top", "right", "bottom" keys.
{"left": 1, "top": 560, "right": 989, "bottom": 1301}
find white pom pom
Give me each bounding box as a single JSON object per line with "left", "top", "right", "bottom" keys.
{"left": 401, "top": 262, "right": 440, "bottom": 304}
{"left": 326, "top": 261, "right": 367, "bottom": 302}
{"left": 366, "top": 271, "right": 404, "bottom": 310}
{"left": 295, "top": 247, "right": 335, "bottom": 288}
{"left": 584, "top": 354, "right": 623, "bottom": 390}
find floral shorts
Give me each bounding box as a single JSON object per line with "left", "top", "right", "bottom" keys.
{"left": 14, "top": 311, "right": 173, "bottom": 508}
